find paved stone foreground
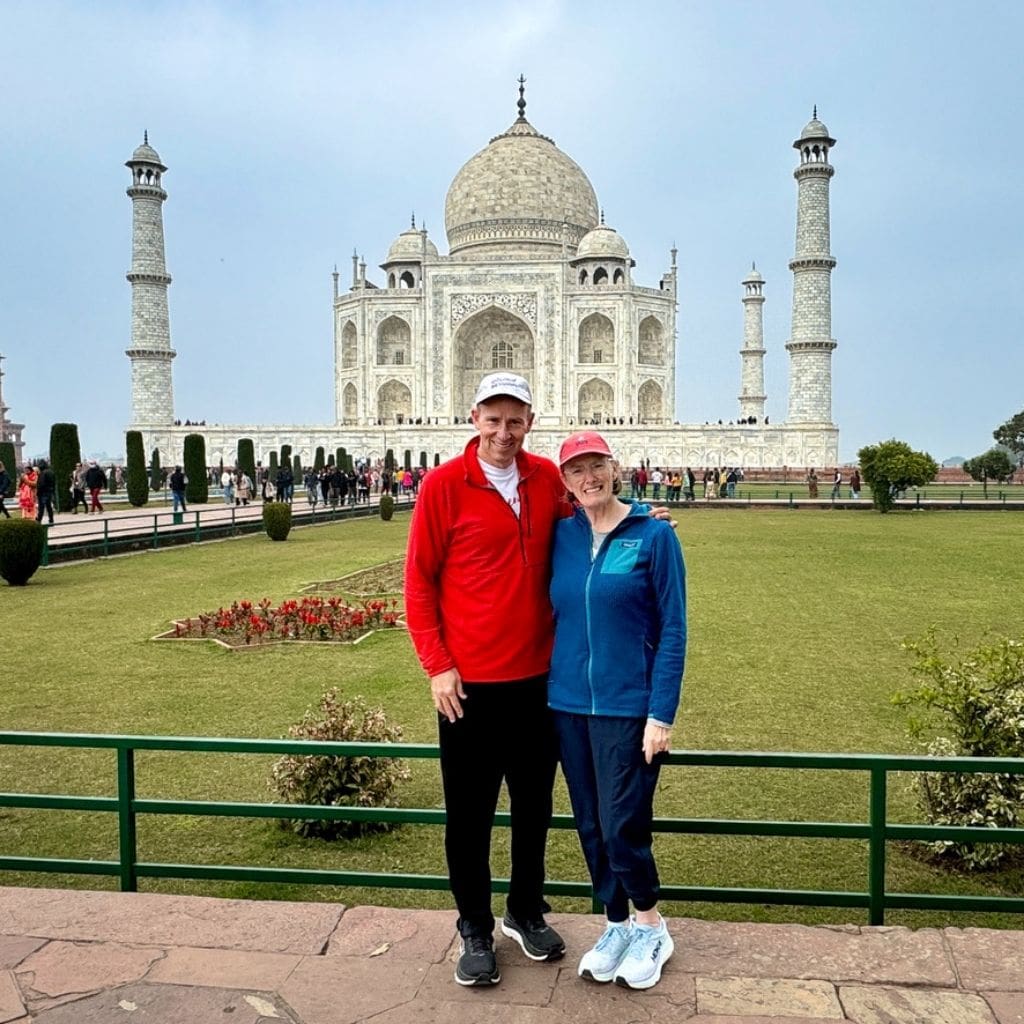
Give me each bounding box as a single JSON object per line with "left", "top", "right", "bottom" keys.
{"left": 0, "top": 887, "right": 1022, "bottom": 1023}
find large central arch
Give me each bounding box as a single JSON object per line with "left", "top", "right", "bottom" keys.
{"left": 453, "top": 306, "right": 535, "bottom": 417}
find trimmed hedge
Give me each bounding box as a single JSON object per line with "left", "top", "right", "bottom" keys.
{"left": 280, "top": 445, "right": 292, "bottom": 475}
{"left": 314, "top": 447, "right": 325, "bottom": 472}
{"left": 125, "top": 430, "right": 149, "bottom": 507}
{"left": 268, "top": 451, "right": 278, "bottom": 478}
{"left": 379, "top": 494, "right": 395, "bottom": 521}
{"left": 263, "top": 502, "right": 292, "bottom": 541}
{"left": 237, "top": 439, "right": 256, "bottom": 492}
{"left": 49, "top": 422, "right": 81, "bottom": 513}
{"left": 292, "top": 454, "right": 302, "bottom": 481}
{"left": 385, "top": 448, "right": 395, "bottom": 472}
{"left": 419, "top": 450, "right": 427, "bottom": 468}
{"left": 336, "top": 447, "right": 346, "bottom": 472}
{"left": 404, "top": 449, "right": 412, "bottom": 471}
{"left": 107, "top": 465, "right": 118, "bottom": 494}
{"left": 0, "top": 519, "right": 45, "bottom": 586}
{"left": 183, "top": 434, "right": 208, "bottom": 504}
{"left": 149, "top": 448, "right": 162, "bottom": 493}
{"left": 0, "top": 442, "right": 16, "bottom": 497}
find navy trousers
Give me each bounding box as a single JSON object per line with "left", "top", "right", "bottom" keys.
{"left": 438, "top": 676, "right": 557, "bottom": 937}
{"left": 554, "top": 711, "right": 663, "bottom": 921}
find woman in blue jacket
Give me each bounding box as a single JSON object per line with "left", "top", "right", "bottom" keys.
{"left": 549, "top": 431, "right": 686, "bottom": 991}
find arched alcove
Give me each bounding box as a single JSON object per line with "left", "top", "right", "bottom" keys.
{"left": 377, "top": 380, "right": 412, "bottom": 423}
{"left": 341, "top": 321, "right": 357, "bottom": 368}
{"left": 578, "top": 378, "right": 614, "bottom": 424}
{"left": 343, "top": 383, "right": 358, "bottom": 423}
{"left": 638, "top": 316, "right": 662, "bottom": 364}
{"left": 453, "top": 306, "right": 534, "bottom": 415}
{"left": 376, "top": 316, "right": 411, "bottom": 365}
{"left": 577, "top": 313, "right": 613, "bottom": 364}
{"left": 638, "top": 380, "right": 662, "bottom": 423}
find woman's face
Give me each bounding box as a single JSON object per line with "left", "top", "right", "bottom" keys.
{"left": 561, "top": 455, "right": 616, "bottom": 510}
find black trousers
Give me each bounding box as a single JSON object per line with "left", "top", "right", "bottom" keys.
{"left": 438, "top": 675, "right": 557, "bottom": 938}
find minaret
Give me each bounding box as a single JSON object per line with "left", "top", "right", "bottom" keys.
{"left": 125, "top": 133, "right": 175, "bottom": 425}
{"left": 785, "top": 110, "right": 837, "bottom": 423}
{"left": 739, "top": 264, "right": 767, "bottom": 421}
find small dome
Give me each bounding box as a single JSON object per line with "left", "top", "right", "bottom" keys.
{"left": 743, "top": 266, "right": 763, "bottom": 282}
{"left": 800, "top": 117, "right": 831, "bottom": 139}
{"left": 130, "top": 140, "right": 164, "bottom": 165}
{"left": 385, "top": 228, "right": 438, "bottom": 263}
{"left": 575, "top": 224, "right": 630, "bottom": 261}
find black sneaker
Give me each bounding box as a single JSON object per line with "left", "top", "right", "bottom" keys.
{"left": 454, "top": 933, "right": 500, "bottom": 986}
{"left": 500, "top": 912, "right": 565, "bottom": 962}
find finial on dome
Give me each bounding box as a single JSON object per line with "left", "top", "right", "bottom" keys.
{"left": 144, "top": 130, "right": 148, "bottom": 144}
{"left": 600, "top": 209, "right": 605, "bottom": 225}
{"left": 752, "top": 260, "right": 757, "bottom": 270}
{"left": 813, "top": 105, "right": 817, "bottom": 119}
{"left": 517, "top": 74, "right": 527, "bottom": 120}
{"left": 411, "top": 212, "right": 416, "bottom": 229}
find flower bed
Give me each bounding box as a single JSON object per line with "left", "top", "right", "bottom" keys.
{"left": 301, "top": 559, "right": 404, "bottom": 597}
{"left": 155, "top": 596, "right": 402, "bottom": 650}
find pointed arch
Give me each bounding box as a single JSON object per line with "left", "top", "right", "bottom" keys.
{"left": 638, "top": 380, "right": 662, "bottom": 423}
{"left": 377, "top": 315, "right": 411, "bottom": 365}
{"left": 377, "top": 380, "right": 412, "bottom": 423}
{"left": 638, "top": 316, "right": 663, "bottom": 364}
{"left": 578, "top": 378, "right": 614, "bottom": 424}
{"left": 341, "top": 321, "right": 357, "bottom": 368}
{"left": 578, "top": 312, "right": 614, "bottom": 364}
{"left": 453, "top": 305, "right": 534, "bottom": 416}
{"left": 343, "top": 383, "right": 358, "bottom": 423}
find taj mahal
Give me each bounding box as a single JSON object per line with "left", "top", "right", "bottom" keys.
{"left": 125, "top": 83, "right": 840, "bottom": 469}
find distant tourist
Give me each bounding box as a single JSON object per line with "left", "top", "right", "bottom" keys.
{"left": 849, "top": 469, "right": 861, "bottom": 501}
{"left": 831, "top": 469, "right": 842, "bottom": 500}
{"left": 85, "top": 461, "right": 107, "bottom": 513}
{"left": 70, "top": 463, "right": 89, "bottom": 514}
{"left": 18, "top": 464, "right": 38, "bottom": 519}
{"left": 169, "top": 466, "right": 187, "bottom": 513}
{"left": 806, "top": 468, "right": 819, "bottom": 499}
{"left": 34, "top": 459, "right": 56, "bottom": 525}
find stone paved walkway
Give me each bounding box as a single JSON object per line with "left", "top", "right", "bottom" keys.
{"left": 1, "top": 887, "right": 1022, "bottom": 1022}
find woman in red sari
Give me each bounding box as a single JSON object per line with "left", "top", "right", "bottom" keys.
{"left": 18, "top": 465, "right": 38, "bottom": 519}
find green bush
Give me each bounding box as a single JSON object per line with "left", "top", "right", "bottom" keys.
{"left": 293, "top": 454, "right": 302, "bottom": 482}
{"left": 149, "top": 449, "right": 162, "bottom": 493}
{"left": 379, "top": 494, "right": 395, "bottom": 521}
{"left": 49, "top": 422, "right": 81, "bottom": 513}
{"left": 384, "top": 448, "right": 395, "bottom": 472}
{"left": 314, "top": 447, "right": 325, "bottom": 472}
{"left": 237, "top": 439, "right": 256, "bottom": 493}
{"left": 269, "top": 687, "right": 410, "bottom": 840}
{"left": 183, "top": 434, "right": 208, "bottom": 504}
{"left": 0, "top": 519, "right": 46, "bottom": 586}
{"left": 434, "top": 453, "right": 441, "bottom": 467}
{"left": 107, "top": 464, "right": 118, "bottom": 494}
{"left": 336, "top": 447, "right": 346, "bottom": 472}
{"left": 125, "top": 430, "right": 149, "bottom": 507}
{"left": 0, "top": 442, "right": 16, "bottom": 497}
{"left": 403, "top": 449, "right": 412, "bottom": 471}
{"left": 858, "top": 439, "right": 938, "bottom": 513}
{"left": 893, "top": 630, "right": 1024, "bottom": 869}
{"left": 419, "top": 450, "right": 427, "bottom": 468}
{"left": 268, "top": 451, "right": 278, "bottom": 478}
{"left": 280, "top": 445, "right": 292, "bottom": 475}
{"left": 262, "top": 502, "right": 292, "bottom": 541}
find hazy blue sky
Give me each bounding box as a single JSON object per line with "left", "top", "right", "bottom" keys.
{"left": 1, "top": 0, "right": 1021, "bottom": 462}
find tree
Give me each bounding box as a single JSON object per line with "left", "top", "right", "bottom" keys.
{"left": 336, "top": 447, "right": 347, "bottom": 471}
{"left": 49, "top": 422, "right": 81, "bottom": 513}
{"left": 292, "top": 454, "right": 302, "bottom": 482}
{"left": 963, "top": 448, "right": 1014, "bottom": 498}
{"left": 857, "top": 439, "right": 938, "bottom": 513}
{"left": 183, "top": 434, "right": 208, "bottom": 504}
{"left": 149, "top": 448, "right": 162, "bottom": 493}
{"left": 993, "top": 410, "right": 1024, "bottom": 461}
{"left": 385, "top": 449, "right": 395, "bottom": 472}
{"left": 125, "top": 430, "right": 149, "bottom": 507}
{"left": 0, "top": 442, "right": 18, "bottom": 497}
{"left": 280, "top": 444, "right": 292, "bottom": 474}
{"left": 268, "top": 451, "right": 279, "bottom": 478}
{"left": 237, "top": 438, "right": 256, "bottom": 492}
{"left": 314, "top": 446, "right": 325, "bottom": 472}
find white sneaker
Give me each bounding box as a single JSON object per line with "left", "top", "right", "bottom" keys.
{"left": 577, "top": 920, "right": 632, "bottom": 983}
{"left": 613, "top": 917, "right": 674, "bottom": 990}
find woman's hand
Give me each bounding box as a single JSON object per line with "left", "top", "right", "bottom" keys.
{"left": 642, "top": 721, "right": 672, "bottom": 764}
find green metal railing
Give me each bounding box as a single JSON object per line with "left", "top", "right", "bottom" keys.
{"left": 1, "top": 732, "right": 1022, "bottom": 925}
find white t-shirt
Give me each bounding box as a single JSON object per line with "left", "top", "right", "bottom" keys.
{"left": 479, "top": 458, "right": 521, "bottom": 518}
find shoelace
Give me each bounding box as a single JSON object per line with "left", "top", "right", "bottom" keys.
{"left": 464, "top": 935, "right": 492, "bottom": 956}
{"left": 624, "top": 925, "right": 661, "bottom": 961}
{"left": 595, "top": 924, "right": 630, "bottom": 951}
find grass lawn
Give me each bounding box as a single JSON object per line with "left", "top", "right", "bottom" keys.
{"left": 2, "top": 508, "right": 1023, "bottom": 929}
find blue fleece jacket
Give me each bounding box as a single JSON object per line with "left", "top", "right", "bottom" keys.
{"left": 547, "top": 504, "right": 687, "bottom": 724}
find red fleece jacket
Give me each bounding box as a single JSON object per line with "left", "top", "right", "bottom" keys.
{"left": 404, "top": 437, "right": 569, "bottom": 682}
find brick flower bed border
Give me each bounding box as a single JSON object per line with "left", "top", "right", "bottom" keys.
{"left": 300, "top": 559, "right": 405, "bottom": 597}
{"left": 152, "top": 596, "right": 405, "bottom": 653}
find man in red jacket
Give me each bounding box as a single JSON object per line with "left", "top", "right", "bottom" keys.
{"left": 405, "top": 371, "right": 568, "bottom": 986}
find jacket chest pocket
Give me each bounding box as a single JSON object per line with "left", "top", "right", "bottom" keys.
{"left": 601, "top": 538, "right": 641, "bottom": 574}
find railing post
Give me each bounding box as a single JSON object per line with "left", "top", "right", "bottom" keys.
{"left": 103, "top": 519, "right": 110, "bottom": 557}
{"left": 117, "top": 746, "right": 138, "bottom": 892}
{"left": 194, "top": 510, "right": 201, "bottom": 543}
{"left": 152, "top": 515, "right": 159, "bottom": 549}
{"left": 868, "top": 766, "right": 887, "bottom": 926}
{"left": 41, "top": 525, "right": 49, "bottom": 566}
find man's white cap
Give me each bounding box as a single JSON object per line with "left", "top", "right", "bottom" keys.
{"left": 473, "top": 372, "right": 533, "bottom": 407}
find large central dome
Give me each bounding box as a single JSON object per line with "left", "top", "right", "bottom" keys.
{"left": 445, "top": 114, "right": 599, "bottom": 258}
